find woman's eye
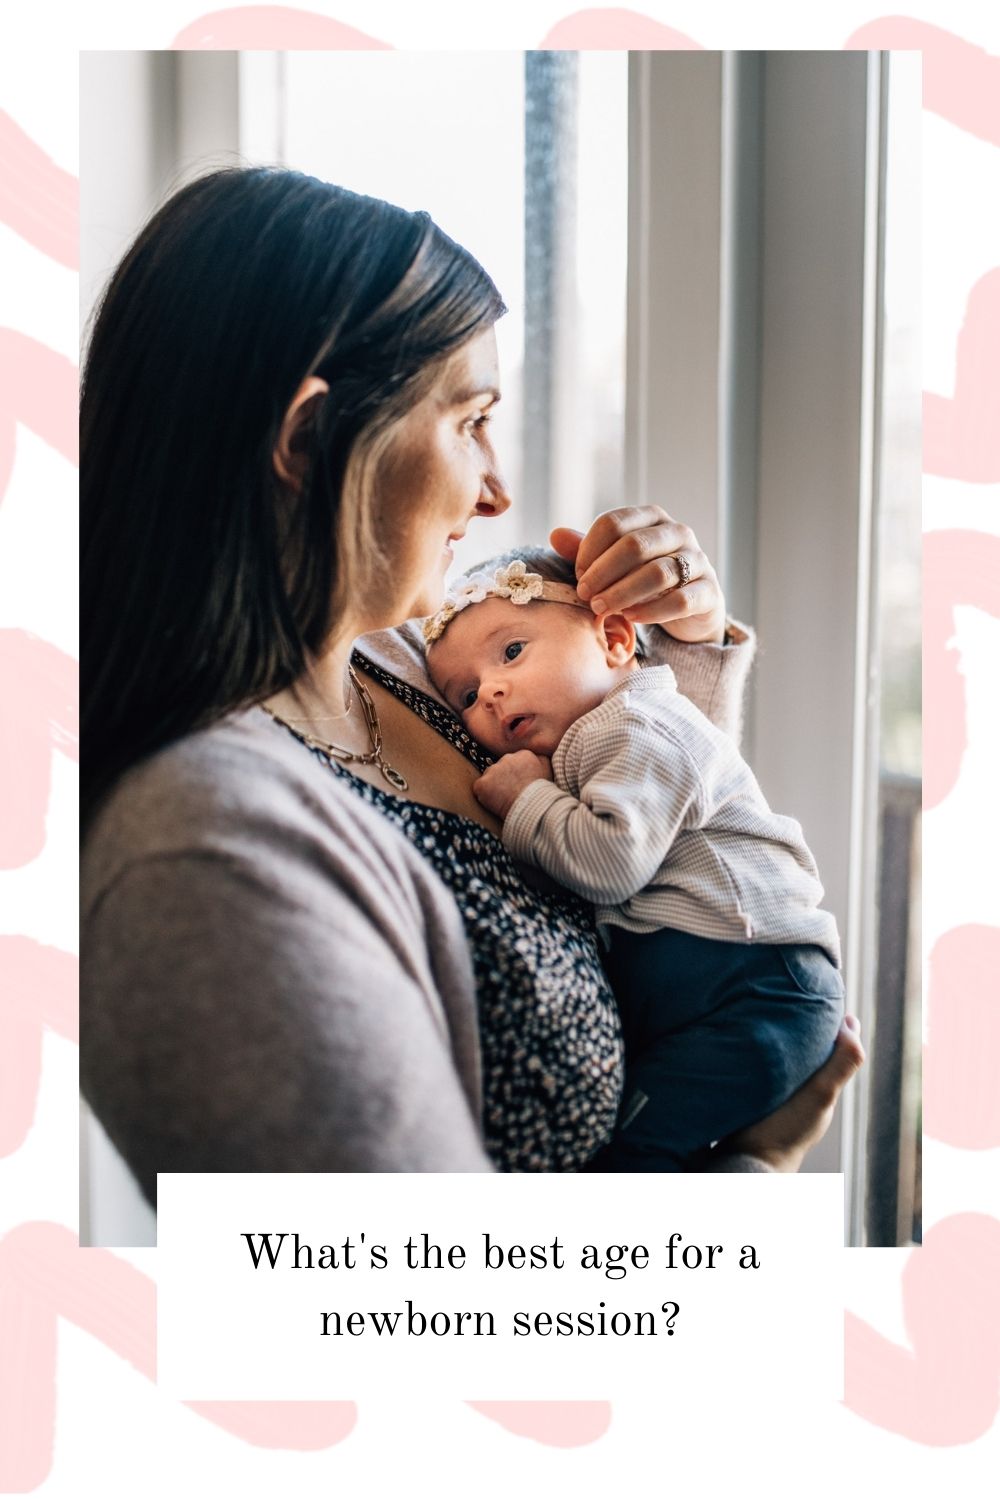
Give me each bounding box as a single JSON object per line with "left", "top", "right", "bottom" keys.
{"left": 504, "top": 641, "right": 524, "bottom": 661}
{"left": 465, "top": 411, "right": 492, "bottom": 435}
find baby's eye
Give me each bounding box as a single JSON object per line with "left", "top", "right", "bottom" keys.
{"left": 504, "top": 641, "right": 525, "bottom": 661}
{"left": 461, "top": 687, "right": 478, "bottom": 710}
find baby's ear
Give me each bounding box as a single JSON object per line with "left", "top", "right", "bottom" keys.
{"left": 598, "top": 612, "right": 637, "bottom": 667}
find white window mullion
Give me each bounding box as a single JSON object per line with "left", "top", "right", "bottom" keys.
{"left": 753, "top": 51, "right": 881, "bottom": 1184}
{"left": 717, "top": 51, "right": 762, "bottom": 640}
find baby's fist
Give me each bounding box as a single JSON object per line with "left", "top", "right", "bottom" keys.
{"left": 473, "top": 750, "right": 553, "bottom": 820}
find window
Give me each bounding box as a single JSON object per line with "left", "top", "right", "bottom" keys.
{"left": 241, "top": 50, "right": 628, "bottom": 575}
{"left": 626, "top": 53, "right": 921, "bottom": 1242}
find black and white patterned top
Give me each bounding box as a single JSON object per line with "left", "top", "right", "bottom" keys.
{"left": 282, "top": 650, "right": 624, "bottom": 1172}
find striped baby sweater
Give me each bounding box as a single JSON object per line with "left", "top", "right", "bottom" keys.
{"left": 502, "top": 665, "right": 840, "bottom": 966}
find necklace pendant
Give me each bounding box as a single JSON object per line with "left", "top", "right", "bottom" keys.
{"left": 381, "top": 762, "right": 409, "bottom": 792}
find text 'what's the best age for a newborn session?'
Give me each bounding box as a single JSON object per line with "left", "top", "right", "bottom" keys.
{"left": 239, "top": 1231, "right": 752, "bottom": 1340}
{"left": 156, "top": 1174, "right": 843, "bottom": 1400}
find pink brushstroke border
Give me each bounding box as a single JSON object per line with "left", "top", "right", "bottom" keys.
{"left": 0, "top": 5, "right": 996, "bottom": 1480}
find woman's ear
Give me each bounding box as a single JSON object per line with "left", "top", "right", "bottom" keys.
{"left": 598, "top": 612, "right": 637, "bottom": 667}
{"left": 273, "top": 375, "right": 330, "bottom": 491}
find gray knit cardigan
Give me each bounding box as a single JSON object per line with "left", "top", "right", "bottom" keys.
{"left": 81, "top": 623, "right": 766, "bottom": 1200}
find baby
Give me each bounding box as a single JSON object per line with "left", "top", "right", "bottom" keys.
{"left": 424, "top": 547, "right": 844, "bottom": 1171}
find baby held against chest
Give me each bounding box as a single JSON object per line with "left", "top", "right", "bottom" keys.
{"left": 424, "top": 549, "right": 844, "bottom": 1171}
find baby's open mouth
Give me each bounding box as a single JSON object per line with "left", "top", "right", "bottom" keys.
{"left": 507, "top": 714, "right": 534, "bottom": 738}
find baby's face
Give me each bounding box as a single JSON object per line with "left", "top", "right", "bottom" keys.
{"left": 428, "top": 596, "right": 623, "bottom": 757}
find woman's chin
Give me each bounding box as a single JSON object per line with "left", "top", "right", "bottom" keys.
{"left": 403, "top": 589, "right": 447, "bottom": 625}
{"left": 411, "top": 574, "right": 452, "bottom": 622}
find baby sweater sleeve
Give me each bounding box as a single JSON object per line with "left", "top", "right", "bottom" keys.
{"left": 502, "top": 705, "right": 705, "bottom": 906}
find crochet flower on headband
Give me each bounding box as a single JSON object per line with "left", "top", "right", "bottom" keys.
{"left": 423, "top": 560, "right": 557, "bottom": 644}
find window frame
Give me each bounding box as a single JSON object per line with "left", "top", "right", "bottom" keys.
{"left": 627, "top": 51, "right": 892, "bottom": 1240}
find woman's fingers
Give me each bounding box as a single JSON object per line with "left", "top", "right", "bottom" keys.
{"left": 578, "top": 547, "right": 705, "bottom": 613}
{"left": 824, "top": 1016, "right": 866, "bottom": 1088}
{"left": 549, "top": 526, "right": 584, "bottom": 568}
{"left": 616, "top": 577, "right": 721, "bottom": 627}
{"left": 801, "top": 1020, "right": 866, "bottom": 1116}
{"left": 571, "top": 506, "right": 688, "bottom": 581}
{"left": 573, "top": 512, "right": 696, "bottom": 600}
{"left": 551, "top": 508, "right": 727, "bottom": 642}
{"left": 726, "top": 1018, "right": 865, "bottom": 1171}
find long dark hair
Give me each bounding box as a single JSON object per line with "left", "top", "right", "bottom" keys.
{"left": 81, "top": 166, "right": 505, "bottom": 823}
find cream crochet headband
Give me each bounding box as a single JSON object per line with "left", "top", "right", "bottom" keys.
{"left": 422, "top": 559, "right": 589, "bottom": 646}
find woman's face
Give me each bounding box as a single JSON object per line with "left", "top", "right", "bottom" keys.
{"left": 374, "top": 327, "right": 511, "bottom": 626}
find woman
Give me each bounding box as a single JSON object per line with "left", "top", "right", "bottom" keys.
{"left": 81, "top": 168, "right": 861, "bottom": 1199}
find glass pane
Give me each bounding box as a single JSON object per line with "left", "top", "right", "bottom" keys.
{"left": 521, "top": 52, "right": 628, "bottom": 536}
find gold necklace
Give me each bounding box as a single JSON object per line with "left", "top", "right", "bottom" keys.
{"left": 279, "top": 676, "right": 354, "bottom": 724}
{"left": 263, "top": 664, "right": 409, "bottom": 792}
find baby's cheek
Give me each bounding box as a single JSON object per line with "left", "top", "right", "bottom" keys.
{"left": 480, "top": 727, "right": 506, "bottom": 756}
{"left": 464, "top": 702, "right": 485, "bottom": 738}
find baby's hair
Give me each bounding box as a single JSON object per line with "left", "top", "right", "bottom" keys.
{"left": 452, "top": 545, "right": 646, "bottom": 657}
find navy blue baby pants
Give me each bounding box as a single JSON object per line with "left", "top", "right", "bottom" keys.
{"left": 586, "top": 926, "right": 845, "bottom": 1172}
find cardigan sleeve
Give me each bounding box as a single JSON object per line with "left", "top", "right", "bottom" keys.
{"left": 639, "top": 620, "right": 755, "bottom": 747}
{"left": 81, "top": 731, "right": 494, "bottom": 1202}
{"left": 83, "top": 847, "right": 493, "bottom": 1203}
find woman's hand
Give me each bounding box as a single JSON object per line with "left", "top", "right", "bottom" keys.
{"left": 550, "top": 506, "right": 726, "bottom": 644}
{"left": 722, "top": 1017, "right": 866, "bottom": 1172}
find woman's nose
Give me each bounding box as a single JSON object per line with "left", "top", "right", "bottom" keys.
{"left": 476, "top": 453, "right": 513, "bottom": 517}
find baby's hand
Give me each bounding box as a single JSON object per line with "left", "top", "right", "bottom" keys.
{"left": 473, "top": 751, "right": 553, "bottom": 820}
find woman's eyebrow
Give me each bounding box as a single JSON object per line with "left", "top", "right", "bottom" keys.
{"left": 449, "top": 384, "right": 501, "bottom": 406}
